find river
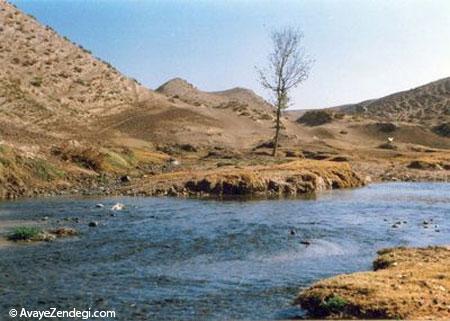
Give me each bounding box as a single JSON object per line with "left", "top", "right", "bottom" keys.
{"left": 0, "top": 182, "right": 449, "bottom": 320}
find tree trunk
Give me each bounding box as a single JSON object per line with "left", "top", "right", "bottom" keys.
{"left": 272, "top": 106, "right": 281, "bottom": 156}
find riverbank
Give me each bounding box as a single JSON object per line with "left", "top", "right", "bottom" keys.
{"left": 296, "top": 246, "right": 450, "bottom": 319}
{"left": 0, "top": 148, "right": 366, "bottom": 199}
{"left": 3, "top": 149, "right": 449, "bottom": 202}
{"left": 119, "top": 159, "right": 365, "bottom": 197}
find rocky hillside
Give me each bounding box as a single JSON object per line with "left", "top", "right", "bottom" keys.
{"left": 337, "top": 77, "right": 450, "bottom": 126}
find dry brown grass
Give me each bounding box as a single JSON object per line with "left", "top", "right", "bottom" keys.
{"left": 125, "top": 160, "right": 364, "bottom": 196}
{"left": 296, "top": 246, "right": 450, "bottom": 319}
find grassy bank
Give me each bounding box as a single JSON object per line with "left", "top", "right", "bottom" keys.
{"left": 296, "top": 246, "right": 450, "bottom": 319}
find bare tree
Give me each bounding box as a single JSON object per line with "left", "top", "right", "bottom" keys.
{"left": 257, "top": 27, "right": 313, "bottom": 156}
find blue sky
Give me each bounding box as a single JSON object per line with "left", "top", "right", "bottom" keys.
{"left": 10, "top": 0, "right": 450, "bottom": 109}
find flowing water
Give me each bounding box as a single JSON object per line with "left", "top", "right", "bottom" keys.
{"left": 0, "top": 183, "right": 449, "bottom": 320}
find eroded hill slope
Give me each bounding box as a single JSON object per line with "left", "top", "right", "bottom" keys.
{"left": 337, "top": 77, "right": 450, "bottom": 125}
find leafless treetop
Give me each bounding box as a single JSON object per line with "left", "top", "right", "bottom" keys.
{"left": 257, "top": 27, "right": 313, "bottom": 108}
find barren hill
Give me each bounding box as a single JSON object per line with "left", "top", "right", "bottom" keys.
{"left": 157, "top": 78, "right": 274, "bottom": 121}
{"left": 0, "top": 0, "right": 166, "bottom": 144}
{"left": 0, "top": 1, "right": 278, "bottom": 150}
{"left": 0, "top": 0, "right": 284, "bottom": 198}
{"left": 336, "top": 77, "right": 450, "bottom": 125}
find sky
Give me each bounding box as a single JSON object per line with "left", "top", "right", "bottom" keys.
{"left": 10, "top": 0, "right": 450, "bottom": 109}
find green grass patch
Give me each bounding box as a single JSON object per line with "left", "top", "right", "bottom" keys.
{"left": 319, "top": 294, "right": 348, "bottom": 314}
{"left": 102, "top": 149, "right": 137, "bottom": 172}
{"left": 8, "top": 226, "right": 42, "bottom": 241}
{"left": 25, "top": 158, "right": 65, "bottom": 181}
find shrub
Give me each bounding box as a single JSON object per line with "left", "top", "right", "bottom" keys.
{"left": 334, "top": 112, "right": 345, "bottom": 120}
{"left": 319, "top": 294, "right": 348, "bottom": 314}
{"left": 30, "top": 77, "right": 43, "bottom": 87}
{"left": 297, "top": 110, "right": 333, "bottom": 126}
{"left": 374, "top": 122, "right": 397, "bottom": 133}
{"left": 71, "top": 149, "right": 105, "bottom": 171}
{"left": 378, "top": 142, "right": 397, "bottom": 150}
{"left": 255, "top": 140, "right": 279, "bottom": 149}
{"left": 433, "top": 123, "right": 450, "bottom": 137}
{"left": 8, "top": 226, "right": 42, "bottom": 241}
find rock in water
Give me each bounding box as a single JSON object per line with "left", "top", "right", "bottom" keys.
{"left": 37, "top": 232, "right": 57, "bottom": 242}
{"left": 111, "top": 203, "right": 124, "bottom": 211}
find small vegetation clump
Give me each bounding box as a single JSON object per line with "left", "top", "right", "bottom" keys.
{"left": 29, "top": 76, "right": 42, "bottom": 87}
{"left": 297, "top": 110, "right": 333, "bottom": 126}
{"left": 378, "top": 142, "right": 397, "bottom": 150}
{"left": 23, "top": 158, "right": 65, "bottom": 181}
{"left": 8, "top": 226, "right": 42, "bottom": 241}
{"left": 433, "top": 122, "right": 450, "bottom": 137}
{"left": 319, "top": 294, "right": 348, "bottom": 314}
{"left": 374, "top": 122, "right": 397, "bottom": 133}
{"left": 51, "top": 146, "right": 105, "bottom": 171}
